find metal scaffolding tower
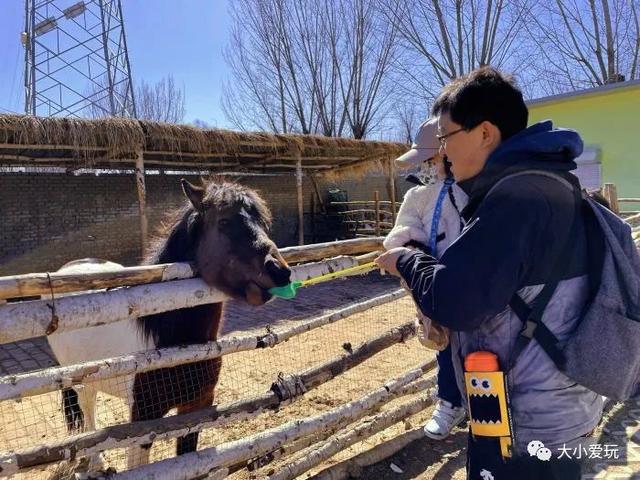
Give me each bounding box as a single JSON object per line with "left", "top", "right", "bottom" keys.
{"left": 23, "top": 0, "right": 137, "bottom": 118}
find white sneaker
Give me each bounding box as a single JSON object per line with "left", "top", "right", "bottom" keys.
{"left": 424, "top": 400, "right": 466, "bottom": 440}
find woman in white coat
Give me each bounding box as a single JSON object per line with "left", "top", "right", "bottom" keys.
{"left": 384, "top": 117, "right": 468, "bottom": 440}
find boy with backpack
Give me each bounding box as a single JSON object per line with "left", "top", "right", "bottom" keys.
{"left": 376, "top": 67, "right": 640, "bottom": 479}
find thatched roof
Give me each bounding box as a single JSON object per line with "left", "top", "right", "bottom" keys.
{"left": 0, "top": 115, "right": 408, "bottom": 177}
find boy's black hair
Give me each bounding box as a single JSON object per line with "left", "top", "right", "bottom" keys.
{"left": 434, "top": 67, "right": 528, "bottom": 141}
{"left": 430, "top": 82, "right": 457, "bottom": 116}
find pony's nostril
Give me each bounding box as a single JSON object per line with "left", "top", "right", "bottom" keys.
{"left": 275, "top": 268, "right": 291, "bottom": 286}
{"left": 280, "top": 267, "right": 292, "bottom": 284}
{"left": 265, "top": 259, "right": 291, "bottom": 286}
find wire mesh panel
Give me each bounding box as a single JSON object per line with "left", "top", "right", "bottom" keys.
{"left": 0, "top": 273, "right": 437, "bottom": 478}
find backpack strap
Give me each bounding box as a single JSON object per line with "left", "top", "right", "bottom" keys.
{"left": 483, "top": 170, "right": 582, "bottom": 372}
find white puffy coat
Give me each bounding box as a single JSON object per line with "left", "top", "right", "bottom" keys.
{"left": 384, "top": 180, "right": 468, "bottom": 256}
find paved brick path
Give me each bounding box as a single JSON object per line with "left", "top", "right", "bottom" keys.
{"left": 0, "top": 273, "right": 401, "bottom": 375}
{"left": 0, "top": 337, "right": 58, "bottom": 375}
{"left": 221, "top": 272, "right": 401, "bottom": 335}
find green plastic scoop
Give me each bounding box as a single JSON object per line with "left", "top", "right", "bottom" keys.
{"left": 268, "top": 281, "right": 303, "bottom": 299}
{"left": 268, "top": 262, "right": 377, "bottom": 299}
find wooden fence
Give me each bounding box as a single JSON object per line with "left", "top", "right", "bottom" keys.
{"left": 601, "top": 182, "right": 640, "bottom": 216}
{"left": 0, "top": 238, "right": 437, "bottom": 480}
{"left": 2, "top": 185, "right": 637, "bottom": 479}
{"left": 329, "top": 190, "right": 396, "bottom": 238}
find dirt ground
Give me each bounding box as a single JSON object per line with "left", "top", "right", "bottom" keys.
{"left": 361, "top": 399, "right": 640, "bottom": 480}
{"left": 361, "top": 429, "right": 467, "bottom": 480}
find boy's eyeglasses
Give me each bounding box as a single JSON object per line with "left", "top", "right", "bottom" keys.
{"left": 436, "top": 127, "right": 466, "bottom": 147}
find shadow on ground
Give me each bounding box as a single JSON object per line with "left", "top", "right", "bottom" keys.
{"left": 361, "top": 427, "right": 467, "bottom": 480}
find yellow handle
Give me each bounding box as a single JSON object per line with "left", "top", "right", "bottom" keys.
{"left": 500, "top": 436, "right": 512, "bottom": 458}
{"left": 300, "top": 262, "right": 378, "bottom": 287}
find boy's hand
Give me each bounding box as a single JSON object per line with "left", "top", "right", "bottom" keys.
{"left": 374, "top": 247, "right": 413, "bottom": 277}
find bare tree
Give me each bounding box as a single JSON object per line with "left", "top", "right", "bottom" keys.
{"left": 85, "top": 75, "right": 186, "bottom": 123}
{"left": 222, "top": 0, "right": 397, "bottom": 139}
{"left": 136, "top": 76, "right": 186, "bottom": 123}
{"left": 339, "top": 0, "right": 398, "bottom": 138}
{"left": 222, "top": 0, "right": 314, "bottom": 133}
{"left": 393, "top": 101, "right": 425, "bottom": 144}
{"left": 525, "top": 0, "right": 640, "bottom": 94}
{"left": 380, "top": 0, "right": 534, "bottom": 102}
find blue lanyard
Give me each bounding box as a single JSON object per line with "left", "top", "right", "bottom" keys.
{"left": 428, "top": 177, "right": 455, "bottom": 257}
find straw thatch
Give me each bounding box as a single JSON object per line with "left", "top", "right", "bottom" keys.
{"left": 0, "top": 114, "right": 407, "bottom": 176}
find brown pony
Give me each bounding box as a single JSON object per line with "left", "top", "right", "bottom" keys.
{"left": 50, "top": 178, "right": 290, "bottom": 472}
{"left": 133, "top": 178, "right": 291, "bottom": 458}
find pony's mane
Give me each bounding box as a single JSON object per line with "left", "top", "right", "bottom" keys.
{"left": 201, "top": 179, "right": 272, "bottom": 230}
{"left": 143, "top": 204, "right": 200, "bottom": 265}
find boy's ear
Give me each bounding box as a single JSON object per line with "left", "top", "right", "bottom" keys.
{"left": 481, "top": 121, "right": 501, "bottom": 148}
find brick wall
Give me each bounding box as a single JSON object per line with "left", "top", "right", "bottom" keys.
{"left": 0, "top": 171, "right": 409, "bottom": 275}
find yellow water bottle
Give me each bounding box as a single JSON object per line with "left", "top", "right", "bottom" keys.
{"left": 464, "top": 351, "right": 514, "bottom": 458}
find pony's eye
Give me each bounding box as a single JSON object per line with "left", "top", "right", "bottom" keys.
{"left": 218, "top": 219, "right": 231, "bottom": 228}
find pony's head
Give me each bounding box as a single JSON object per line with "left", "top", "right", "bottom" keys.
{"left": 182, "top": 179, "right": 291, "bottom": 305}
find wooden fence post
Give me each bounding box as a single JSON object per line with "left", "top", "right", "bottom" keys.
{"left": 296, "top": 153, "right": 304, "bottom": 245}
{"left": 602, "top": 183, "right": 619, "bottom": 214}
{"left": 374, "top": 191, "right": 380, "bottom": 236}
{"left": 310, "top": 193, "right": 316, "bottom": 244}
{"left": 135, "top": 149, "right": 148, "bottom": 253}
{"left": 388, "top": 159, "right": 397, "bottom": 224}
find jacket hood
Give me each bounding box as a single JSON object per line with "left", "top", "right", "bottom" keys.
{"left": 458, "top": 120, "right": 583, "bottom": 199}
{"left": 487, "top": 120, "right": 583, "bottom": 170}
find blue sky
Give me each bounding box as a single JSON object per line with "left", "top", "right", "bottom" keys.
{"left": 0, "top": 0, "right": 231, "bottom": 126}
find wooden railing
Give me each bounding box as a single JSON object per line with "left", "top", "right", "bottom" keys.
{"left": 601, "top": 183, "right": 640, "bottom": 216}
{"left": 330, "top": 190, "right": 396, "bottom": 238}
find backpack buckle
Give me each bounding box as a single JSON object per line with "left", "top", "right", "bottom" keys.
{"left": 522, "top": 320, "right": 537, "bottom": 338}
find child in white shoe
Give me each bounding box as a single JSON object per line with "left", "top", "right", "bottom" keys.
{"left": 383, "top": 117, "right": 467, "bottom": 440}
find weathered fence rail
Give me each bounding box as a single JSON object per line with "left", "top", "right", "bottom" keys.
{"left": 0, "top": 250, "right": 381, "bottom": 345}
{"left": 104, "top": 362, "right": 433, "bottom": 480}
{"left": 0, "top": 238, "right": 384, "bottom": 300}
{"left": 0, "top": 320, "right": 425, "bottom": 475}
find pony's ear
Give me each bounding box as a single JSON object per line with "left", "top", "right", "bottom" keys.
{"left": 181, "top": 179, "right": 205, "bottom": 212}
